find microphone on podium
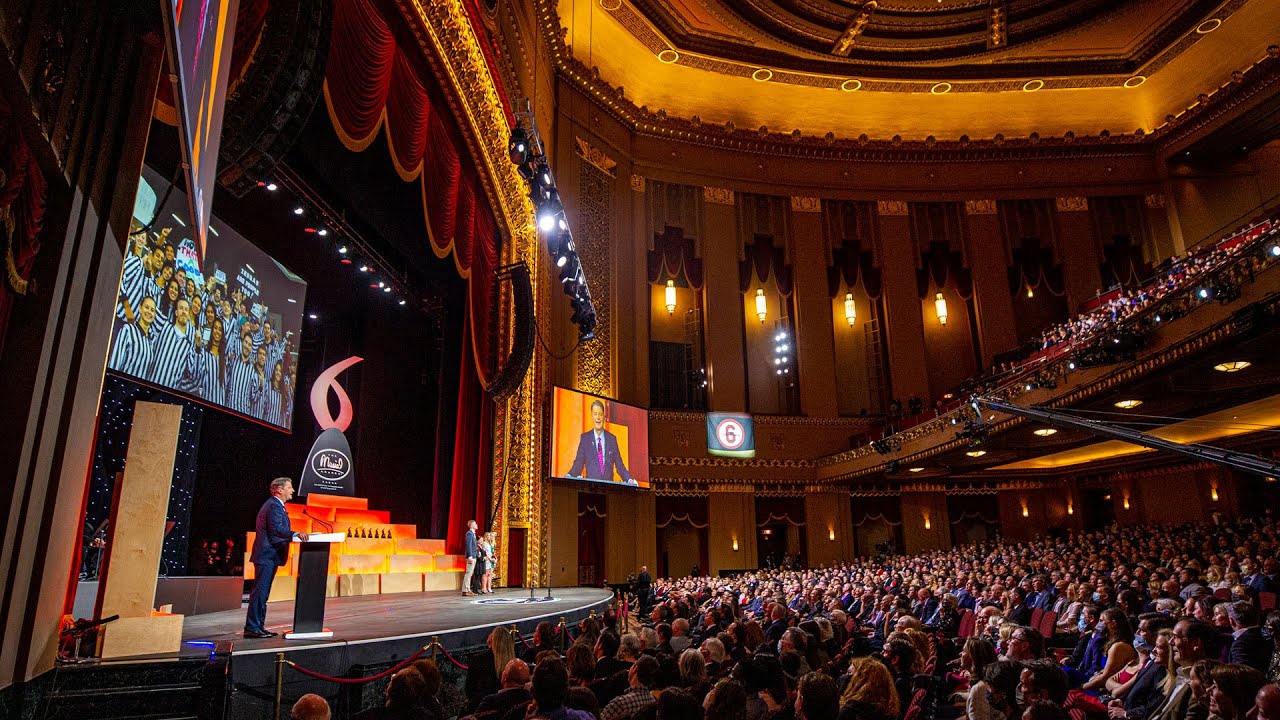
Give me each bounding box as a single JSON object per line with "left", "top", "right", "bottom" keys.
{"left": 303, "top": 509, "right": 334, "bottom": 533}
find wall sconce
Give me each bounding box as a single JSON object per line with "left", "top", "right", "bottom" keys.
{"left": 844, "top": 293, "right": 856, "bottom": 327}
{"left": 665, "top": 280, "right": 677, "bottom": 315}
{"left": 732, "top": 537, "right": 739, "bottom": 552}
{"left": 923, "top": 513, "right": 931, "bottom": 530}
{"left": 1027, "top": 285, "right": 1035, "bottom": 299}
{"left": 1021, "top": 503, "right": 1029, "bottom": 518}
{"left": 755, "top": 288, "right": 768, "bottom": 323}
{"left": 1067, "top": 500, "right": 1074, "bottom": 516}
{"left": 1123, "top": 495, "right": 1131, "bottom": 510}
{"left": 934, "top": 292, "right": 949, "bottom": 326}
{"left": 1211, "top": 486, "right": 1219, "bottom": 502}
{"left": 828, "top": 527, "right": 836, "bottom": 542}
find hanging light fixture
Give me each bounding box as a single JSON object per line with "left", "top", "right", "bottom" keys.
{"left": 1027, "top": 284, "right": 1035, "bottom": 299}
{"left": 844, "top": 293, "right": 856, "bottom": 327}
{"left": 934, "top": 292, "right": 949, "bottom": 326}
{"left": 755, "top": 288, "right": 768, "bottom": 323}
{"left": 665, "top": 280, "right": 677, "bottom": 315}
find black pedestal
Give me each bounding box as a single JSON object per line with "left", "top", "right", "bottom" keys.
{"left": 287, "top": 541, "right": 335, "bottom": 639}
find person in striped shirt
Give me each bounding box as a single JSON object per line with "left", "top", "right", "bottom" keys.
{"left": 250, "top": 344, "right": 270, "bottom": 418}
{"left": 117, "top": 242, "right": 164, "bottom": 322}
{"left": 108, "top": 295, "right": 158, "bottom": 378}
{"left": 149, "top": 297, "right": 194, "bottom": 387}
{"left": 262, "top": 360, "right": 285, "bottom": 427}
{"left": 156, "top": 278, "right": 182, "bottom": 331}
{"left": 225, "top": 331, "right": 261, "bottom": 416}
{"left": 178, "top": 317, "right": 227, "bottom": 403}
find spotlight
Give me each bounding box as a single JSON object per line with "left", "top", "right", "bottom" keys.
{"left": 508, "top": 127, "right": 529, "bottom": 165}
{"left": 398, "top": 299, "right": 407, "bottom": 306}
{"left": 1198, "top": 287, "right": 1210, "bottom": 299}
{"left": 338, "top": 246, "right": 348, "bottom": 255}
{"left": 293, "top": 207, "right": 304, "bottom": 215}
{"left": 538, "top": 211, "right": 557, "bottom": 234}
{"left": 382, "top": 286, "right": 391, "bottom": 293}
{"left": 318, "top": 228, "right": 328, "bottom": 237}
{"left": 308, "top": 313, "right": 318, "bottom": 319}
{"left": 1067, "top": 361, "right": 1076, "bottom": 370}
{"left": 558, "top": 254, "right": 581, "bottom": 284}
{"left": 359, "top": 264, "right": 371, "bottom": 272}
{"left": 1271, "top": 245, "right": 1280, "bottom": 257}
{"left": 266, "top": 182, "right": 278, "bottom": 191}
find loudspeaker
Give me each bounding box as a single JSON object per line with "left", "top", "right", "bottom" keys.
{"left": 217, "top": 0, "right": 331, "bottom": 196}
{"left": 485, "top": 264, "right": 535, "bottom": 398}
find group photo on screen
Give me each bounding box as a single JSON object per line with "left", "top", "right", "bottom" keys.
{"left": 107, "top": 166, "right": 307, "bottom": 430}
{"left": 550, "top": 387, "right": 650, "bottom": 488}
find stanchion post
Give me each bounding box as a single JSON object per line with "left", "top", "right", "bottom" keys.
{"left": 431, "top": 636, "right": 439, "bottom": 662}
{"left": 558, "top": 617, "right": 567, "bottom": 653}
{"left": 274, "top": 652, "right": 285, "bottom": 720}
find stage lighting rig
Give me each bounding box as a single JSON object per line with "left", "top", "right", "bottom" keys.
{"left": 508, "top": 99, "right": 596, "bottom": 339}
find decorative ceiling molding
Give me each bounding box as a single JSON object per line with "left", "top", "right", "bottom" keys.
{"left": 964, "top": 200, "right": 998, "bottom": 216}
{"left": 876, "top": 200, "right": 909, "bottom": 216}
{"left": 575, "top": 136, "right": 618, "bottom": 177}
{"left": 631, "top": 174, "right": 647, "bottom": 192}
{"left": 703, "top": 186, "right": 735, "bottom": 205}
{"left": 791, "top": 196, "right": 822, "bottom": 213}
{"left": 1055, "top": 196, "right": 1089, "bottom": 212}
{"left": 531, "top": 0, "right": 1280, "bottom": 156}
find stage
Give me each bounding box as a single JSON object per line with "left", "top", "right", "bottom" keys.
{"left": 186, "top": 586, "right": 614, "bottom": 719}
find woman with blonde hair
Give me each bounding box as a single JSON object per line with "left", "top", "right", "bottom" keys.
{"left": 464, "top": 625, "right": 515, "bottom": 709}
{"left": 839, "top": 656, "right": 901, "bottom": 720}
{"left": 479, "top": 531, "right": 497, "bottom": 594}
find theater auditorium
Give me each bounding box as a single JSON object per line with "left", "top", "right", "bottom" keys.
{"left": 4, "top": 1, "right": 1280, "bottom": 719}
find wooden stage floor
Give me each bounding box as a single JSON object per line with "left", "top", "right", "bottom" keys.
{"left": 182, "top": 586, "right": 614, "bottom": 655}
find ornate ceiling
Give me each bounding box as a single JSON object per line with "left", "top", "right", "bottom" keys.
{"left": 553, "top": 0, "right": 1280, "bottom": 141}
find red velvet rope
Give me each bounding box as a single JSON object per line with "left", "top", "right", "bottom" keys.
{"left": 513, "top": 629, "right": 533, "bottom": 650}
{"left": 285, "top": 645, "right": 429, "bottom": 684}
{"left": 436, "top": 644, "right": 470, "bottom": 670}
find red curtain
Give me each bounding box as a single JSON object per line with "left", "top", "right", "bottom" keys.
{"left": 0, "top": 95, "right": 49, "bottom": 358}
{"left": 325, "top": 0, "right": 504, "bottom": 549}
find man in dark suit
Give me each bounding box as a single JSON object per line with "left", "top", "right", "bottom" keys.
{"left": 1227, "top": 600, "right": 1271, "bottom": 672}
{"left": 245, "top": 477, "right": 307, "bottom": 638}
{"left": 462, "top": 520, "right": 478, "bottom": 597}
{"left": 567, "top": 399, "right": 633, "bottom": 484}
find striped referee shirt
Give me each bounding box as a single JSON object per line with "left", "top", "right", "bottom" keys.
{"left": 117, "top": 253, "right": 149, "bottom": 319}
{"left": 149, "top": 322, "right": 193, "bottom": 387}
{"left": 262, "top": 384, "right": 284, "bottom": 426}
{"left": 108, "top": 321, "right": 155, "bottom": 378}
{"left": 225, "top": 354, "right": 261, "bottom": 416}
{"left": 177, "top": 346, "right": 225, "bottom": 403}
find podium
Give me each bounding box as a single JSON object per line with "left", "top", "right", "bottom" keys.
{"left": 285, "top": 533, "right": 345, "bottom": 640}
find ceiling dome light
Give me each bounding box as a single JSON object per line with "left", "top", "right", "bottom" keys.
{"left": 965, "top": 450, "right": 987, "bottom": 458}
{"left": 1213, "top": 361, "right": 1252, "bottom": 373}
{"left": 908, "top": 467, "right": 925, "bottom": 473}
{"left": 1114, "top": 399, "right": 1143, "bottom": 409}
{"left": 1033, "top": 428, "right": 1058, "bottom": 437}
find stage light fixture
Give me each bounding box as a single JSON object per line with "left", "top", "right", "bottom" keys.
{"left": 398, "top": 299, "right": 407, "bottom": 306}
{"left": 266, "top": 182, "right": 278, "bottom": 191}
{"left": 318, "top": 228, "right": 328, "bottom": 236}
{"left": 293, "top": 206, "right": 304, "bottom": 215}
{"left": 308, "top": 313, "right": 318, "bottom": 319}
{"left": 538, "top": 211, "right": 558, "bottom": 234}
{"left": 382, "top": 286, "right": 391, "bottom": 293}
{"left": 1067, "top": 361, "right": 1076, "bottom": 370}
{"left": 359, "top": 264, "right": 370, "bottom": 272}
{"left": 1198, "top": 287, "right": 1210, "bottom": 299}
{"left": 1271, "top": 245, "right": 1280, "bottom": 257}
{"left": 338, "top": 246, "right": 348, "bottom": 254}
{"left": 508, "top": 127, "right": 529, "bottom": 164}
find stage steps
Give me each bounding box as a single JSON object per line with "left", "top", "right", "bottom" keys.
{"left": 245, "top": 492, "right": 465, "bottom": 601}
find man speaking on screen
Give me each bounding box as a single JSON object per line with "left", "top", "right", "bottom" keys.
{"left": 567, "top": 399, "right": 634, "bottom": 484}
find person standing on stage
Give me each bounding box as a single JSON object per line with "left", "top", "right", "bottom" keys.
{"left": 480, "top": 531, "right": 497, "bottom": 595}
{"left": 244, "top": 477, "right": 307, "bottom": 638}
{"left": 567, "top": 399, "right": 634, "bottom": 484}
{"left": 463, "top": 520, "right": 479, "bottom": 597}
{"left": 149, "top": 297, "right": 194, "bottom": 387}
{"left": 108, "top": 295, "right": 158, "bottom": 377}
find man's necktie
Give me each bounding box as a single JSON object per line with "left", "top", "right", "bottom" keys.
{"left": 597, "top": 436, "right": 605, "bottom": 474}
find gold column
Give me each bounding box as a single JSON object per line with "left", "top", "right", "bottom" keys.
{"left": 789, "top": 197, "right": 839, "bottom": 417}
{"left": 702, "top": 188, "right": 747, "bottom": 411}
{"left": 628, "top": 174, "right": 652, "bottom": 406}
{"left": 875, "top": 201, "right": 930, "bottom": 402}
{"left": 899, "top": 492, "right": 951, "bottom": 553}
{"left": 1143, "top": 193, "right": 1178, "bottom": 265}
{"left": 708, "top": 488, "right": 757, "bottom": 575}
{"left": 1054, "top": 197, "right": 1103, "bottom": 311}
{"left": 804, "top": 490, "right": 854, "bottom": 567}
{"left": 964, "top": 200, "right": 1018, "bottom": 366}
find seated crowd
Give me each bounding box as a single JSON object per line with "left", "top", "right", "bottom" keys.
{"left": 400, "top": 516, "right": 1280, "bottom": 720}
